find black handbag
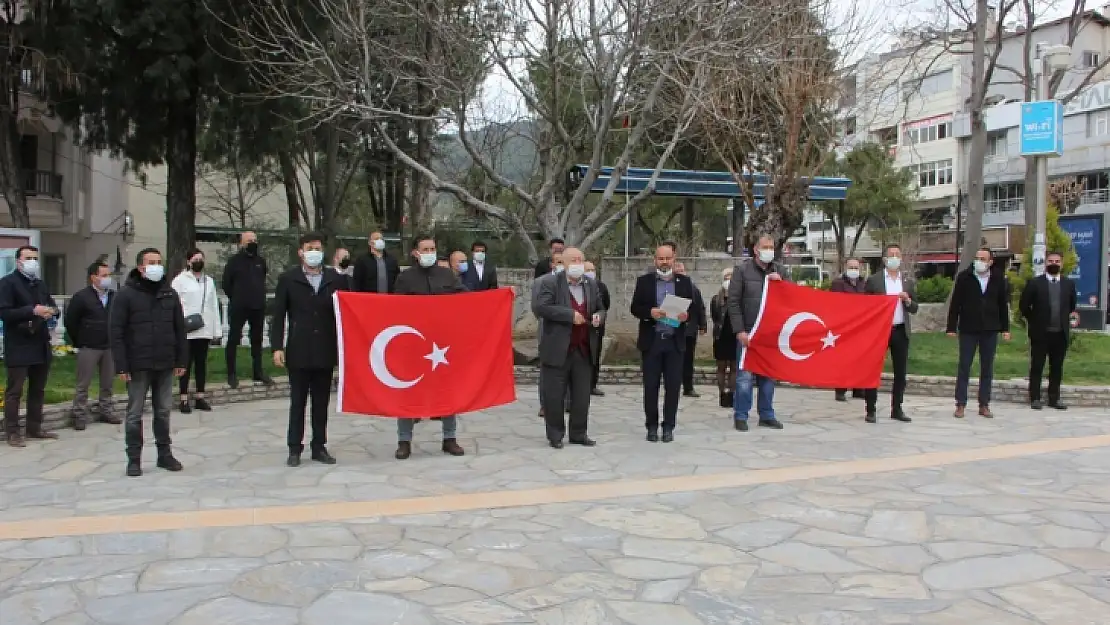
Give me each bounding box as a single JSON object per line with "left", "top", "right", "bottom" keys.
{"left": 184, "top": 278, "right": 207, "bottom": 332}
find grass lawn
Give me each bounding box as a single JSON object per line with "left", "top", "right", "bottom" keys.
{"left": 1, "top": 347, "right": 284, "bottom": 405}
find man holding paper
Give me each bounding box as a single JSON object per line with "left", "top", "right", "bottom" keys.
{"left": 630, "top": 242, "right": 695, "bottom": 442}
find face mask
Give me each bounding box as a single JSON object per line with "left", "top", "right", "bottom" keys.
{"left": 1046, "top": 264, "right": 1061, "bottom": 275}
{"left": 303, "top": 250, "right": 324, "bottom": 267}
{"left": 457, "top": 261, "right": 469, "bottom": 273}
{"left": 845, "top": 269, "right": 860, "bottom": 280}
{"left": 553, "top": 265, "right": 565, "bottom": 274}
{"left": 190, "top": 260, "right": 205, "bottom": 272}
{"left": 339, "top": 258, "right": 351, "bottom": 269}
{"left": 20, "top": 259, "right": 39, "bottom": 278}
{"left": 885, "top": 257, "right": 901, "bottom": 271}
{"left": 418, "top": 252, "right": 437, "bottom": 267}
{"left": 245, "top": 242, "right": 259, "bottom": 255}
{"left": 98, "top": 277, "right": 113, "bottom": 290}
{"left": 722, "top": 279, "right": 730, "bottom": 290}
{"left": 143, "top": 264, "right": 165, "bottom": 282}
{"left": 758, "top": 249, "right": 775, "bottom": 263}
{"left": 373, "top": 239, "right": 386, "bottom": 251}
{"left": 584, "top": 271, "right": 596, "bottom": 280}
{"left": 657, "top": 268, "right": 673, "bottom": 279}
{"left": 567, "top": 264, "right": 585, "bottom": 279}
{"left": 473, "top": 251, "right": 486, "bottom": 263}
{"left": 973, "top": 260, "right": 988, "bottom": 274}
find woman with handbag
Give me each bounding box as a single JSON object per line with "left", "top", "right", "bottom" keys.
{"left": 171, "top": 248, "right": 223, "bottom": 413}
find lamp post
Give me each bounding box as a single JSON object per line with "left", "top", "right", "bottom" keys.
{"left": 1031, "top": 43, "right": 1072, "bottom": 277}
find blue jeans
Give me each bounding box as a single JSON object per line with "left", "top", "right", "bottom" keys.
{"left": 734, "top": 347, "right": 776, "bottom": 422}
{"left": 397, "top": 416, "right": 458, "bottom": 442}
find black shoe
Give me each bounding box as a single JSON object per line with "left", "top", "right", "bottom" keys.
{"left": 126, "top": 460, "right": 142, "bottom": 477}
{"left": 646, "top": 432, "right": 659, "bottom": 442}
{"left": 227, "top": 373, "right": 239, "bottom": 390}
{"left": 311, "top": 448, "right": 337, "bottom": 464}
{"left": 1048, "top": 401, "right": 1068, "bottom": 411}
{"left": 74, "top": 416, "right": 87, "bottom": 431}
{"left": 758, "top": 419, "right": 784, "bottom": 430}
{"left": 718, "top": 393, "right": 726, "bottom": 407}
{"left": 590, "top": 388, "right": 605, "bottom": 397}
{"left": 157, "top": 454, "right": 183, "bottom": 472}
{"left": 683, "top": 389, "right": 700, "bottom": 398}
{"left": 734, "top": 420, "right": 749, "bottom": 432}
{"left": 835, "top": 392, "right": 847, "bottom": 402}
{"left": 661, "top": 431, "right": 674, "bottom": 443}
{"left": 851, "top": 390, "right": 865, "bottom": 399}
{"left": 255, "top": 373, "right": 274, "bottom": 386}
{"left": 1031, "top": 399, "right": 1044, "bottom": 410}
{"left": 723, "top": 392, "right": 734, "bottom": 408}
{"left": 549, "top": 439, "right": 564, "bottom": 449}
{"left": 179, "top": 400, "right": 192, "bottom": 414}
{"left": 865, "top": 411, "right": 877, "bottom": 423}
{"left": 194, "top": 398, "right": 212, "bottom": 411}
{"left": 287, "top": 454, "right": 301, "bottom": 467}
{"left": 395, "top": 441, "right": 412, "bottom": 459}
{"left": 569, "top": 437, "right": 596, "bottom": 447}
{"left": 891, "top": 410, "right": 912, "bottom": 423}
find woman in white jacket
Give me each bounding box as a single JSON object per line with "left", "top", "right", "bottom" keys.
{"left": 171, "top": 248, "right": 223, "bottom": 413}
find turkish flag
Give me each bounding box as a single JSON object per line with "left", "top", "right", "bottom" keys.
{"left": 333, "top": 289, "right": 517, "bottom": 417}
{"left": 740, "top": 280, "right": 898, "bottom": 389}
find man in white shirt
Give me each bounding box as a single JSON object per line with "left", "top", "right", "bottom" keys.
{"left": 863, "top": 244, "right": 918, "bottom": 424}
{"left": 463, "top": 241, "right": 499, "bottom": 291}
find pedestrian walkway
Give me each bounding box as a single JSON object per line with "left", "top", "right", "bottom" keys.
{"left": 2, "top": 386, "right": 1110, "bottom": 624}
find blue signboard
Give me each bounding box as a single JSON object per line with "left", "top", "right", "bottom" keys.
{"left": 1059, "top": 214, "right": 1105, "bottom": 308}
{"left": 1020, "top": 101, "right": 1065, "bottom": 156}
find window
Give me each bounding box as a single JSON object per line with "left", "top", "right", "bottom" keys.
{"left": 984, "top": 183, "right": 1024, "bottom": 213}
{"left": 807, "top": 221, "right": 834, "bottom": 232}
{"left": 1087, "top": 110, "right": 1110, "bottom": 138}
{"left": 906, "top": 159, "right": 954, "bottom": 187}
{"left": 902, "top": 69, "right": 954, "bottom": 99}
{"left": 1083, "top": 51, "right": 1101, "bottom": 69}
{"left": 902, "top": 117, "right": 954, "bottom": 145}
{"left": 986, "top": 132, "right": 1007, "bottom": 158}
{"left": 43, "top": 254, "right": 65, "bottom": 294}
{"left": 838, "top": 75, "right": 857, "bottom": 109}
{"left": 842, "top": 116, "right": 857, "bottom": 136}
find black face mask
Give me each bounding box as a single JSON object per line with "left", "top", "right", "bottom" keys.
{"left": 190, "top": 260, "right": 205, "bottom": 272}
{"left": 1045, "top": 264, "right": 1061, "bottom": 275}
{"left": 339, "top": 258, "right": 351, "bottom": 269}
{"left": 245, "top": 242, "right": 259, "bottom": 255}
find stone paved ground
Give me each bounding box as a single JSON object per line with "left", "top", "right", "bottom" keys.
{"left": 1, "top": 385, "right": 1110, "bottom": 624}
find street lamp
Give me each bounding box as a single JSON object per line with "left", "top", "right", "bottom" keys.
{"left": 1031, "top": 43, "right": 1072, "bottom": 277}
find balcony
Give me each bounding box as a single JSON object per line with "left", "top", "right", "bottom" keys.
{"left": 983, "top": 198, "right": 1024, "bottom": 227}
{"left": 0, "top": 170, "right": 65, "bottom": 228}
{"left": 24, "top": 170, "right": 62, "bottom": 198}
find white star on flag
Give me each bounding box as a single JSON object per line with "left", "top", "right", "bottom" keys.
{"left": 820, "top": 331, "right": 839, "bottom": 350}
{"left": 424, "top": 343, "right": 450, "bottom": 370}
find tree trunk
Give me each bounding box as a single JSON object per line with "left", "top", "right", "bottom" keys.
{"left": 731, "top": 198, "right": 745, "bottom": 257}
{"left": 0, "top": 74, "right": 29, "bottom": 229}
{"left": 681, "top": 197, "right": 694, "bottom": 242}
{"left": 1023, "top": 164, "right": 1037, "bottom": 226}
{"left": 278, "top": 149, "right": 301, "bottom": 228}
{"left": 165, "top": 97, "right": 198, "bottom": 272}
{"left": 961, "top": 0, "right": 989, "bottom": 273}
{"left": 834, "top": 201, "right": 846, "bottom": 272}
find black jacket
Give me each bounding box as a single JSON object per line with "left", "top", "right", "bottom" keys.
{"left": 353, "top": 252, "right": 400, "bottom": 293}
{"left": 596, "top": 280, "right": 611, "bottom": 311}
{"left": 684, "top": 283, "right": 708, "bottom": 338}
{"left": 0, "top": 271, "right": 58, "bottom": 367}
{"left": 394, "top": 263, "right": 466, "bottom": 295}
{"left": 462, "top": 263, "right": 499, "bottom": 291}
{"left": 629, "top": 272, "right": 695, "bottom": 352}
{"left": 946, "top": 268, "right": 1010, "bottom": 334}
{"left": 111, "top": 269, "right": 187, "bottom": 373}
{"left": 64, "top": 286, "right": 114, "bottom": 349}
{"left": 534, "top": 257, "right": 552, "bottom": 278}
{"left": 270, "top": 267, "right": 347, "bottom": 370}
{"left": 1020, "top": 274, "right": 1078, "bottom": 340}
{"left": 222, "top": 249, "right": 268, "bottom": 310}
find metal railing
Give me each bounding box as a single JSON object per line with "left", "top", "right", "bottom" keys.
{"left": 23, "top": 170, "right": 63, "bottom": 198}
{"left": 1080, "top": 188, "right": 1110, "bottom": 205}
{"left": 984, "top": 198, "right": 1024, "bottom": 214}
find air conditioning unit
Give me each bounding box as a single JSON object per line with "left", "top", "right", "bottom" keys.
{"left": 952, "top": 112, "right": 973, "bottom": 138}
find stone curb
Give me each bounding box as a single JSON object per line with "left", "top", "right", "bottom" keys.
{"left": 14, "top": 367, "right": 1108, "bottom": 432}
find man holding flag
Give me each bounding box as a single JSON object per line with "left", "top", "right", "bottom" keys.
{"left": 863, "top": 244, "right": 917, "bottom": 424}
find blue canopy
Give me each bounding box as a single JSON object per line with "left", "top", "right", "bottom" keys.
{"left": 572, "top": 165, "right": 851, "bottom": 201}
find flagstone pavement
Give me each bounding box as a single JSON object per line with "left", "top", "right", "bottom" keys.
{"left": 2, "top": 385, "right": 1110, "bottom": 624}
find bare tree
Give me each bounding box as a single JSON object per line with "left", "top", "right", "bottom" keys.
{"left": 197, "top": 157, "right": 280, "bottom": 229}
{"left": 220, "top": 0, "right": 811, "bottom": 260}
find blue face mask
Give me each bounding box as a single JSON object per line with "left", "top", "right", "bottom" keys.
{"left": 458, "top": 261, "right": 469, "bottom": 273}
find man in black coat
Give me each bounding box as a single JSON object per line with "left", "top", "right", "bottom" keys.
{"left": 584, "top": 261, "right": 610, "bottom": 396}
{"left": 271, "top": 232, "right": 347, "bottom": 468}
{"left": 946, "top": 247, "right": 1011, "bottom": 418}
{"left": 222, "top": 231, "right": 272, "bottom": 388}
{"left": 64, "top": 261, "right": 121, "bottom": 430}
{"left": 111, "top": 248, "right": 187, "bottom": 477}
{"left": 1020, "top": 250, "right": 1078, "bottom": 410}
{"left": 0, "top": 245, "right": 60, "bottom": 447}
{"left": 462, "top": 240, "right": 499, "bottom": 291}
{"left": 392, "top": 234, "right": 468, "bottom": 460}
{"left": 353, "top": 231, "right": 401, "bottom": 294}
{"left": 674, "top": 262, "right": 707, "bottom": 398}
{"left": 629, "top": 243, "right": 694, "bottom": 442}
{"left": 533, "top": 238, "right": 566, "bottom": 278}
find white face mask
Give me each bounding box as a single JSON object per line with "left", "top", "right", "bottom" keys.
{"left": 20, "top": 259, "right": 40, "bottom": 278}
{"left": 845, "top": 269, "right": 860, "bottom": 280}
{"left": 373, "top": 239, "right": 386, "bottom": 251}
{"left": 974, "top": 260, "right": 989, "bottom": 274}
{"left": 418, "top": 252, "right": 437, "bottom": 268}
{"left": 473, "top": 251, "right": 486, "bottom": 263}
{"left": 758, "top": 249, "right": 775, "bottom": 264}
{"left": 303, "top": 250, "right": 324, "bottom": 267}
{"left": 566, "top": 264, "right": 585, "bottom": 279}
{"left": 656, "top": 268, "right": 673, "bottom": 279}
{"left": 552, "top": 265, "right": 565, "bottom": 274}
{"left": 143, "top": 264, "right": 165, "bottom": 282}
{"left": 584, "top": 271, "right": 596, "bottom": 280}
{"left": 722, "top": 279, "right": 730, "bottom": 290}
{"left": 98, "top": 277, "right": 113, "bottom": 290}
{"left": 885, "top": 257, "right": 901, "bottom": 271}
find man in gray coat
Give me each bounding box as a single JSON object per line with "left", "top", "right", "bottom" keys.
{"left": 727, "top": 234, "right": 787, "bottom": 432}
{"left": 532, "top": 247, "right": 606, "bottom": 448}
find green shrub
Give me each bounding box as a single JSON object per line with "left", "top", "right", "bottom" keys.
{"left": 1007, "top": 206, "right": 1078, "bottom": 328}
{"left": 916, "top": 275, "right": 954, "bottom": 303}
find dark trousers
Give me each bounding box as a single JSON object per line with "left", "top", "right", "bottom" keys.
{"left": 591, "top": 325, "right": 605, "bottom": 389}
{"left": 125, "top": 369, "right": 174, "bottom": 459}
{"left": 287, "top": 367, "right": 333, "bottom": 453}
{"left": 1029, "top": 331, "right": 1068, "bottom": 403}
{"left": 641, "top": 336, "right": 682, "bottom": 433}
{"left": 226, "top": 307, "right": 265, "bottom": 376}
{"left": 955, "top": 332, "right": 999, "bottom": 407}
{"left": 682, "top": 335, "right": 697, "bottom": 392}
{"left": 540, "top": 349, "right": 593, "bottom": 442}
{"left": 865, "top": 325, "right": 909, "bottom": 413}
{"left": 180, "top": 338, "right": 210, "bottom": 395}
{"left": 3, "top": 362, "right": 50, "bottom": 436}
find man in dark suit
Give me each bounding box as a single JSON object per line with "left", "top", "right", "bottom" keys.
{"left": 0, "top": 245, "right": 60, "bottom": 447}
{"left": 463, "top": 240, "right": 499, "bottom": 291}
{"left": 630, "top": 243, "right": 694, "bottom": 442}
{"left": 222, "top": 231, "right": 272, "bottom": 388}
{"left": 947, "top": 247, "right": 1011, "bottom": 418}
{"left": 584, "top": 261, "right": 610, "bottom": 396}
{"left": 1020, "top": 250, "right": 1078, "bottom": 410}
{"left": 353, "top": 231, "right": 400, "bottom": 294}
{"left": 863, "top": 244, "right": 918, "bottom": 424}
{"left": 532, "top": 247, "right": 606, "bottom": 448}
{"left": 533, "top": 238, "right": 566, "bottom": 278}
{"left": 270, "top": 232, "right": 347, "bottom": 467}
{"left": 830, "top": 258, "right": 867, "bottom": 402}
{"left": 674, "top": 262, "right": 707, "bottom": 397}
{"left": 65, "top": 261, "right": 121, "bottom": 430}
